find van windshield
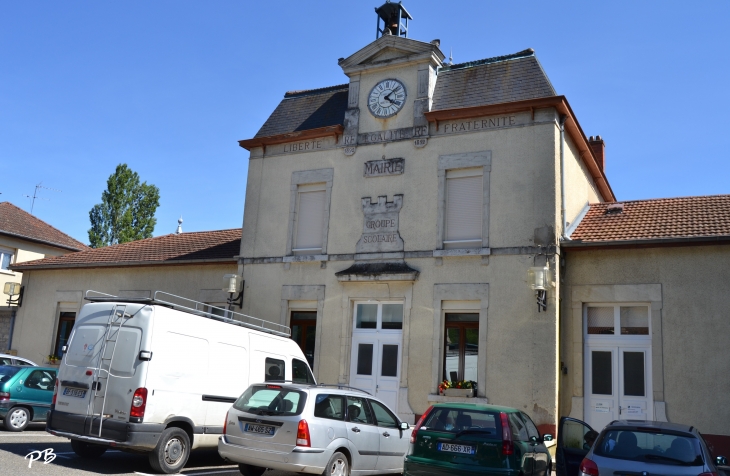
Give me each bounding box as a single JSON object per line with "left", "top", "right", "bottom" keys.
{"left": 0, "top": 366, "right": 21, "bottom": 383}
{"left": 234, "top": 384, "right": 307, "bottom": 416}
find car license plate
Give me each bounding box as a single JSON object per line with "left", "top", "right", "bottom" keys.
{"left": 438, "top": 443, "right": 475, "bottom": 454}
{"left": 62, "top": 387, "right": 87, "bottom": 398}
{"left": 244, "top": 423, "right": 275, "bottom": 435}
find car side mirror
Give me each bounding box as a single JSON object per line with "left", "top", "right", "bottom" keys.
{"left": 61, "top": 345, "right": 67, "bottom": 353}
{"left": 543, "top": 434, "right": 553, "bottom": 442}
{"left": 717, "top": 455, "right": 727, "bottom": 466}
{"left": 400, "top": 421, "right": 409, "bottom": 430}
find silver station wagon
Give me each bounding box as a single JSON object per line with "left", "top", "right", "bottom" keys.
{"left": 218, "top": 382, "right": 412, "bottom": 476}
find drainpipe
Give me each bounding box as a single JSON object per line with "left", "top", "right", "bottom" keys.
{"left": 7, "top": 309, "right": 16, "bottom": 351}
{"left": 559, "top": 115, "right": 567, "bottom": 240}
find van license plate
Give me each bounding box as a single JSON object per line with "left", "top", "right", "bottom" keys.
{"left": 244, "top": 424, "right": 275, "bottom": 435}
{"left": 62, "top": 388, "right": 87, "bottom": 398}
{"left": 438, "top": 443, "right": 475, "bottom": 454}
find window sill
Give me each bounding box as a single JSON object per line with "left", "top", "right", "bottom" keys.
{"left": 433, "top": 248, "right": 490, "bottom": 257}
{"left": 0, "top": 269, "right": 16, "bottom": 276}
{"left": 283, "top": 254, "right": 328, "bottom": 263}
{"left": 427, "top": 394, "right": 488, "bottom": 405}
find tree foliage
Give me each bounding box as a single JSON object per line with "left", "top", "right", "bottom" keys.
{"left": 88, "top": 164, "right": 160, "bottom": 248}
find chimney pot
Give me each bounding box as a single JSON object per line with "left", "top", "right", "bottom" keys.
{"left": 588, "top": 135, "right": 606, "bottom": 173}
{"left": 431, "top": 39, "right": 440, "bottom": 47}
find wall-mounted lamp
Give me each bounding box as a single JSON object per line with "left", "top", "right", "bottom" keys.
{"left": 527, "top": 266, "right": 553, "bottom": 312}
{"left": 3, "top": 282, "right": 23, "bottom": 307}
{"left": 223, "top": 274, "right": 243, "bottom": 311}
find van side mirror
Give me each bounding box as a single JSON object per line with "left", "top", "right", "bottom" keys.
{"left": 542, "top": 434, "right": 553, "bottom": 442}
{"left": 717, "top": 455, "right": 727, "bottom": 466}
{"left": 400, "top": 421, "right": 409, "bottom": 430}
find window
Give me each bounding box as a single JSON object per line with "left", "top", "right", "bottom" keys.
{"left": 444, "top": 168, "right": 483, "bottom": 249}
{"left": 286, "top": 168, "right": 333, "bottom": 257}
{"left": 314, "top": 394, "right": 345, "bottom": 420}
{"left": 423, "top": 407, "right": 498, "bottom": 434}
{"left": 24, "top": 369, "right": 56, "bottom": 391}
{"left": 443, "top": 313, "right": 479, "bottom": 382}
{"left": 437, "top": 152, "right": 491, "bottom": 251}
{"left": 520, "top": 412, "right": 540, "bottom": 439}
{"left": 292, "top": 358, "right": 315, "bottom": 384}
{"left": 587, "top": 305, "right": 649, "bottom": 336}
{"left": 508, "top": 413, "right": 529, "bottom": 441}
{"left": 369, "top": 400, "right": 398, "bottom": 428}
{"left": 290, "top": 311, "right": 316, "bottom": 368}
{"left": 346, "top": 396, "right": 374, "bottom": 424}
{"left": 0, "top": 248, "right": 13, "bottom": 270}
{"left": 234, "top": 385, "right": 307, "bottom": 416}
{"left": 54, "top": 311, "right": 76, "bottom": 357}
{"left": 264, "top": 357, "right": 285, "bottom": 382}
{"left": 354, "top": 302, "right": 403, "bottom": 331}
{"left": 293, "top": 183, "right": 326, "bottom": 254}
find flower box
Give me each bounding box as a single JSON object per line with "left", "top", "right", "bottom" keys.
{"left": 443, "top": 388, "right": 474, "bottom": 397}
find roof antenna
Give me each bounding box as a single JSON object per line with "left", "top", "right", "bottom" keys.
{"left": 23, "top": 182, "right": 62, "bottom": 215}
{"left": 176, "top": 216, "right": 183, "bottom": 234}
{"left": 449, "top": 48, "right": 453, "bottom": 65}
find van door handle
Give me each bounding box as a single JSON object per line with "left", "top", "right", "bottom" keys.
{"left": 351, "top": 427, "right": 361, "bottom": 433}
{"left": 383, "top": 432, "right": 390, "bottom": 437}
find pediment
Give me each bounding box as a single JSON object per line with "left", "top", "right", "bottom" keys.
{"left": 339, "top": 36, "right": 444, "bottom": 75}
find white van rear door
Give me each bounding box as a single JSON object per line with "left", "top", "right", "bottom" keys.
{"left": 57, "top": 324, "right": 106, "bottom": 415}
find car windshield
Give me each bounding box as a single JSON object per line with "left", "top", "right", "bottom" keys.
{"left": 0, "top": 365, "right": 21, "bottom": 383}
{"left": 594, "top": 429, "right": 703, "bottom": 466}
{"left": 233, "top": 384, "right": 307, "bottom": 416}
{"left": 422, "top": 407, "right": 499, "bottom": 435}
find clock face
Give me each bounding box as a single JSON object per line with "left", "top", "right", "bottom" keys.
{"left": 367, "top": 79, "right": 407, "bottom": 118}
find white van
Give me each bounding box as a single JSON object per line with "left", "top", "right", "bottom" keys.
{"left": 47, "top": 290, "right": 315, "bottom": 474}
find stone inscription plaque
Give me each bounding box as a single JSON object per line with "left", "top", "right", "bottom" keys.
{"left": 356, "top": 195, "right": 404, "bottom": 253}
{"left": 364, "top": 157, "right": 404, "bottom": 177}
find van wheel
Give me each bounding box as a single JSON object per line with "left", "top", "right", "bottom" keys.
{"left": 323, "top": 452, "right": 349, "bottom": 476}
{"left": 238, "top": 464, "right": 266, "bottom": 476}
{"left": 3, "top": 407, "right": 30, "bottom": 431}
{"left": 71, "top": 439, "right": 108, "bottom": 458}
{"left": 148, "top": 427, "right": 190, "bottom": 474}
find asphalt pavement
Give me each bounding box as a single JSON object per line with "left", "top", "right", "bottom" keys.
{"left": 0, "top": 424, "right": 291, "bottom": 476}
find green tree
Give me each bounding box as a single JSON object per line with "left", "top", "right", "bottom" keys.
{"left": 88, "top": 164, "right": 160, "bottom": 248}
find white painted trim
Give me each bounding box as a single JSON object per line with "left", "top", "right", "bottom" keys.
{"left": 565, "top": 202, "right": 590, "bottom": 239}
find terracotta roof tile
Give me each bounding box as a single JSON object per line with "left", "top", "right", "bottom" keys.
{"left": 570, "top": 195, "right": 730, "bottom": 243}
{"left": 11, "top": 228, "right": 241, "bottom": 270}
{"left": 0, "top": 202, "right": 88, "bottom": 251}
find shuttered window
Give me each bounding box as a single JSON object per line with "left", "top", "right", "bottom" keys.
{"left": 293, "top": 183, "right": 326, "bottom": 253}
{"left": 445, "top": 168, "right": 483, "bottom": 248}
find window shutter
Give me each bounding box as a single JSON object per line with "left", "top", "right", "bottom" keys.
{"left": 295, "top": 187, "right": 326, "bottom": 250}
{"left": 445, "top": 170, "right": 483, "bottom": 245}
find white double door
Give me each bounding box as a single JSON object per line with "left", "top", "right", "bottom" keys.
{"left": 349, "top": 333, "right": 401, "bottom": 412}
{"left": 584, "top": 343, "right": 653, "bottom": 430}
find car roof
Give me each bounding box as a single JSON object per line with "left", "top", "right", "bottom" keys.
{"left": 252, "top": 382, "right": 372, "bottom": 397}
{"left": 605, "top": 420, "right": 696, "bottom": 433}
{"left": 431, "top": 402, "right": 521, "bottom": 413}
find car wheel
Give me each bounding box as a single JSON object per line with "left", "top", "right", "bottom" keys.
{"left": 3, "top": 407, "right": 30, "bottom": 431}
{"left": 148, "top": 427, "right": 190, "bottom": 474}
{"left": 71, "top": 439, "right": 108, "bottom": 458}
{"left": 238, "top": 463, "right": 266, "bottom": 476}
{"left": 323, "top": 451, "right": 349, "bottom": 476}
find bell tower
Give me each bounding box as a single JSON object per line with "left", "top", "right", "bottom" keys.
{"left": 375, "top": 1, "right": 412, "bottom": 39}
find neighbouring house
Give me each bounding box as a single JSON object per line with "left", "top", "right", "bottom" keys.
{"left": 0, "top": 201, "right": 87, "bottom": 351}
{"left": 232, "top": 1, "right": 729, "bottom": 457}
{"left": 9, "top": 228, "right": 240, "bottom": 366}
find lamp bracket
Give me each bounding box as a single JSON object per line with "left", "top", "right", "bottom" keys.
{"left": 6, "top": 286, "right": 23, "bottom": 308}
{"left": 536, "top": 290, "right": 547, "bottom": 312}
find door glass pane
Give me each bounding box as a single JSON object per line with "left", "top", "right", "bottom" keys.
{"left": 265, "top": 357, "right": 285, "bottom": 382}
{"left": 356, "top": 304, "right": 378, "bottom": 329}
{"left": 444, "top": 327, "right": 460, "bottom": 381}
{"left": 623, "top": 351, "right": 645, "bottom": 396}
{"left": 381, "top": 304, "right": 403, "bottom": 330}
{"left": 356, "top": 343, "right": 373, "bottom": 375}
{"left": 591, "top": 351, "right": 612, "bottom": 395}
{"left": 464, "top": 327, "right": 478, "bottom": 382}
{"left": 620, "top": 307, "right": 649, "bottom": 335}
{"left": 587, "top": 307, "right": 614, "bottom": 334}
{"left": 346, "top": 396, "right": 374, "bottom": 424}
{"left": 561, "top": 419, "right": 594, "bottom": 450}
{"left": 304, "top": 325, "right": 316, "bottom": 368}
{"left": 369, "top": 400, "right": 398, "bottom": 428}
{"left": 381, "top": 344, "right": 398, "bottom": 377}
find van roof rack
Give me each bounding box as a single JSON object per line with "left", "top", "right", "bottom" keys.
{"left": 84, "top": 290, "right": 291, "bottom": 337}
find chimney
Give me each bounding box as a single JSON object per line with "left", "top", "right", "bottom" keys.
{"left": 588, "top": 135, "right": 605, "bottom": 173}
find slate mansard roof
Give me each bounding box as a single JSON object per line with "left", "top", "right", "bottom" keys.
{"left": 0, "top": 202, "right": 88, "bottom": 251}
{"left": 11, "top": 228, "right": 241, "bottom": 270}
{"left": 568, "top": 195, "right": 730, "bottom": 246}
{"left": 251, "top": 48, "right": 555, "bottom": 140}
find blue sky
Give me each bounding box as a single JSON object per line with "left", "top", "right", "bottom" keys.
{"left": 2, "top": 1, "right": 728, "bottom": 245}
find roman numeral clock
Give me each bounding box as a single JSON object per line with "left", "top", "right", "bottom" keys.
{"left": 368, "top": 79, "right": 406, "bottom": 118}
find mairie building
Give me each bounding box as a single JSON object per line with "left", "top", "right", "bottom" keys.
{"left": 235, "top": 4, "right": 730, "bottom": 454}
